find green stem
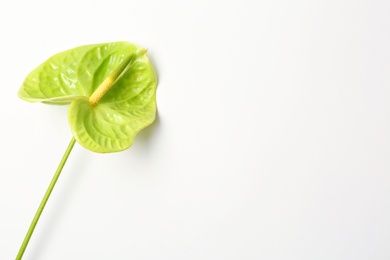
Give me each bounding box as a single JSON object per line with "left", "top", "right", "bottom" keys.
{"left": 16, "top": 137, "right": 76, "bottom": 260}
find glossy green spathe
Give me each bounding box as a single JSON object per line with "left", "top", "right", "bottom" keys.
{"left": 18, "top": 42, "right": 157, "bottom": 153}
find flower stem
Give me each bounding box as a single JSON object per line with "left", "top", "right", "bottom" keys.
{"left": 16, "top": 137, "right": 76, "bottom": 260}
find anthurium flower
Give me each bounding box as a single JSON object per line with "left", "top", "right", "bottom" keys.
{"left": 18, "top": 41, "right": 157, "bottom": 153}
{"left": 16, "top": 41, "right": 158, "bottom": 260}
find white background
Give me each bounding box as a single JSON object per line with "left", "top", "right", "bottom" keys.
{"left": 0, "top": 0, "right": 389, "bottom": 259}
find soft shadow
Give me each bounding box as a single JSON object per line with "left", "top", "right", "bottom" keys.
{"left": 132, "top": 111, "right": 161, "bottom": 152}
{"left": 147, "top": 52, "right": 160, "bottom": 86}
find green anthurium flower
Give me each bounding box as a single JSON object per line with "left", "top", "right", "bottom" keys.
{"left": 15, "top": 42, "right": 158, "bottom": 260}
{"left": 18, "top": 41, "right": 157, "bottom": 153}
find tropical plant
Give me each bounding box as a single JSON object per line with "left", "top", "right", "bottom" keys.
{"left": 16, "top": 41, "right": 157, "bottom": 259}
